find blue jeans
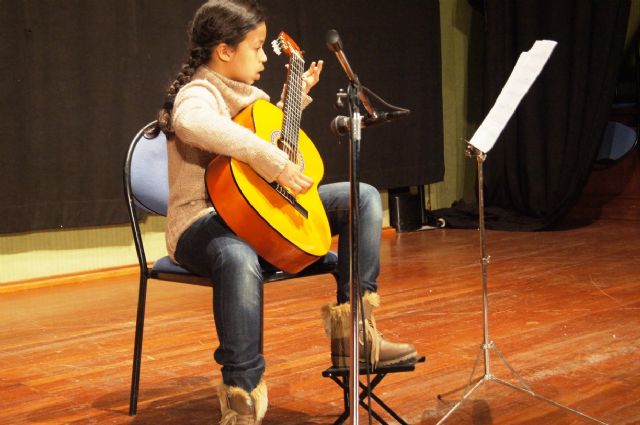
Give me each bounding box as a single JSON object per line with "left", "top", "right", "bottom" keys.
{"left": 174, "top": 182, "right": 382, "bottom": 391}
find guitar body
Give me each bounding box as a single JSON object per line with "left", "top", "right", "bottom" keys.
{"left": 205, "top": 99, "right": 331, "bottom": 273}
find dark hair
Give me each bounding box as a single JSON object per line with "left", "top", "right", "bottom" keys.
{"left": 147, "top": 0, "right": 266, "bottom": 138}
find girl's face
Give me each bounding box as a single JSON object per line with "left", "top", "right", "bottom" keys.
{"left": 221, "top": 21, "right": 268, "bottom": 85}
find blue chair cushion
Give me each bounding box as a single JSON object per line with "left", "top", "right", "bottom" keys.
{"left": 152, "top": 256, "right": 196, "bottom": 275}
{"left": 151, "top": 251, "right": 338, "bottom": 281}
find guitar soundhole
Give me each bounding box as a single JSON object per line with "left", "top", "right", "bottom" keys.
{"left": 271, "top": 130, "right": 282, "bottom": 147}
{"left": 271, "top": 131, "right": 305, "bottom": 172}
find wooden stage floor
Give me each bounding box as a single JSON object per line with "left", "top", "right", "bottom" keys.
{"left": 1, "top": 218, "right": 639, "bottom": 424}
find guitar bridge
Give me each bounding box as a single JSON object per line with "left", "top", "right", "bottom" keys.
{"left": 271, "top": 182, "right": 309, "bottom": 219}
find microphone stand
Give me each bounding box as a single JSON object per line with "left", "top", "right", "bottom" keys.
{"left": 327, "top": 29, "right": 410, "bottom": 423}
{"left": 347, "top": 79, "right": 363, "bottom": 425}
{"left": 327, "top": 29, "right": 368, "bottom": 425}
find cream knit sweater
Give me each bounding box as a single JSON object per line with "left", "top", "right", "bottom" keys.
{"left": 166, "top": 66, "right": 311, "bottom": 261}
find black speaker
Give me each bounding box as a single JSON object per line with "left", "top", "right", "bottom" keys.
{"left": 388, "top": 188, "right": 423, "bottom": 233}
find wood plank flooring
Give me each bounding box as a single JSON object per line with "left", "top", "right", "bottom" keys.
{"left": 1, "top": 218, "right": 639, "bottom": 424}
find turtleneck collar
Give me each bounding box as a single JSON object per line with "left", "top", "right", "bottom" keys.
{"left": 194, "top": 65, "right": 270, "bottom": 116}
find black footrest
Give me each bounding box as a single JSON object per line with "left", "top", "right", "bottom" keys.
{"left": 321, "top": 355, "right": 426, "bottom": 425}
{"left": 322, "top": 355, "right": 426, "bottom": 377}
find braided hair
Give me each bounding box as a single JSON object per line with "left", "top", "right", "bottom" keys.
{"left": 148, "top": 0, "right": 266, "bottom": 137}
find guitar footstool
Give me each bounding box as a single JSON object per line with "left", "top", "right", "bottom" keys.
{"left": 321, "top": 355, "right": 426, "bottom": 425}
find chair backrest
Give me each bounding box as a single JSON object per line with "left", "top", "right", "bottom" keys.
{"left": 126, "top": 121, "right": 170, "bottom": 216}
{"left": 123, "top": 121, "right": 170, "bottom": 270}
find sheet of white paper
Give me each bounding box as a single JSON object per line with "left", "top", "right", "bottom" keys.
{"left": 468, "top": 40, "right": 557, "bottom": 153}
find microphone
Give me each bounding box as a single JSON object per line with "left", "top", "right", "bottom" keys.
{"left": 325, "top": 29, "right": 377, "bottom": 117}
{"left": 325, "top": 29, "right": 358, "bottom": 83}
{"left": 330, "top": 110, "right": 410, "bottom": 136}
{"left": 325, "top": 29, "right": 342, "bottom": 53}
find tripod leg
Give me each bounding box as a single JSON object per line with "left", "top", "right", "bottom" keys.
{"left": 492, "top": 377, "right": 608, "bottom": 425}
{"left": 489, "top": 340, "right": 608, "bottom": 424}
{"left": 435, "top": 377, "right": 487, "bottom": 425}
{"left": 437, "top": 344, "right": 484, "bottom": 401}
{"left": 489, "top": 341, "right": 532, "bottom": 391}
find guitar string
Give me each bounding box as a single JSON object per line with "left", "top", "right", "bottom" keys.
{"left": 289, "top": 52, "right": 303, "bottom": 164}
{"left": 275, "top": 44, "right": 305, "bottom": 203}
{"left": 281, "top": 50, "right": 304, "bottom": 166}
{"left": 292, "top": 54, "right": 302, "bottom": 163}
{"left": 282, "top": 61, "right": 296, "bottom": 161}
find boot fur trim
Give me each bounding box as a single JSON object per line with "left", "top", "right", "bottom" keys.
{"left": 362, "top": 291, "right": 380, "bottom": 308}
{"left": 250, "top": 379, "right": 268, "bottom": 423}
{"left": 218, "top": 378, "right": 268, "bottom": 424}
{"left": 321, "top": 292, "right": 380, "bottom": 339}
{"left": 321, "top": 302, "right": 350, "bottom": 338}
{"left": 321, "top": 299, "right": 381, "bottom": 367}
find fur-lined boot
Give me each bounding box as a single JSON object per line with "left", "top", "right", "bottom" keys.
{"left": 322, "top": 291, "right": 416, "bottom": 368}
{"left": 218, "top": 378, "right": 268, "bottom": 425}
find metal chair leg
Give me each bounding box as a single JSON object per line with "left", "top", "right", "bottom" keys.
{"left": 129, "top": 274, "right": 148, "bottom": 416}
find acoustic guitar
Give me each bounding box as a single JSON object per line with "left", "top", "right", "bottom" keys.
{"left": 205, "top": 32, "right": 331, "bottom": 274}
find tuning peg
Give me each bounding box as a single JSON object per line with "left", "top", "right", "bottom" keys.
{"left": 271, "top": 39, "right": 282, "bottom": 56}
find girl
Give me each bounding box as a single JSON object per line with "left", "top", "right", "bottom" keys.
{"left": 149, "top": 1, "right": 416, "bottom": 423}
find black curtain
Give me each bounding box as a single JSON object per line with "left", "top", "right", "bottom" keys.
{"left": 440, "top": 0, "right": 630, "bottom": 230}
{"left": 261, "top": 0, "right": 444, "bottom": 189}
{"left": 0, "top": 0, "right": 443, "bottom": 234}
{"left": 0, "top": 0, "right": 203, "bottom": 234}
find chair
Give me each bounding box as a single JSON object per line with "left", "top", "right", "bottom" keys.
{"left": 123, "top": 121, "right": 338, "bottom": 416}
{"left": 595, "top": 40, "right": 640, "bottom": 167}
{"left": 595, "top": 120, "right": 638, "bottom": 166}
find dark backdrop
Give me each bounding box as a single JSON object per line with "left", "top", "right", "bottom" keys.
{"left": 483, "top": 0, "right": 630, "bottom": 229}
{"left": 0, "top": 0, "right": 443, "bottom": 234}
{"left": 438, "top": 0, "right": 630, "bottom": 230}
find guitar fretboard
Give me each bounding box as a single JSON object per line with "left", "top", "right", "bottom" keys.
{"left": 280, "top": 51, "right": 305, "bottom": 165}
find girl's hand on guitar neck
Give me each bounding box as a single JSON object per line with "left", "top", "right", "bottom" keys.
{"left": 302, "top": 60, "right": 323, "bottom": 94}
{"left": 283, "top": 60, "right": 324, "bottom": 95}
{"left": 276, "top": 160, "right": 314, "bottom": 195}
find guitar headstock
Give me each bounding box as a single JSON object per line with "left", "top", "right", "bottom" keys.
{"left": 271, "top": 31, "right": 303, "bottom": 59}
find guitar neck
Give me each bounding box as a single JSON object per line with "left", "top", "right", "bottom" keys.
{"left": 281, "top": 52, "right": 305, "bottom": 160}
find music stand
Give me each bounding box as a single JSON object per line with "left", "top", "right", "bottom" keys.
{"left": 435, "top": 40, "right": 607, "bottom": 424}
{"left": 436, "top": 145, "right": 606, "bottom": 425}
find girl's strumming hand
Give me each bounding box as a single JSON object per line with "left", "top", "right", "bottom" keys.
{"left": 276, "top": 160, "right": 314, "bottom": 195}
